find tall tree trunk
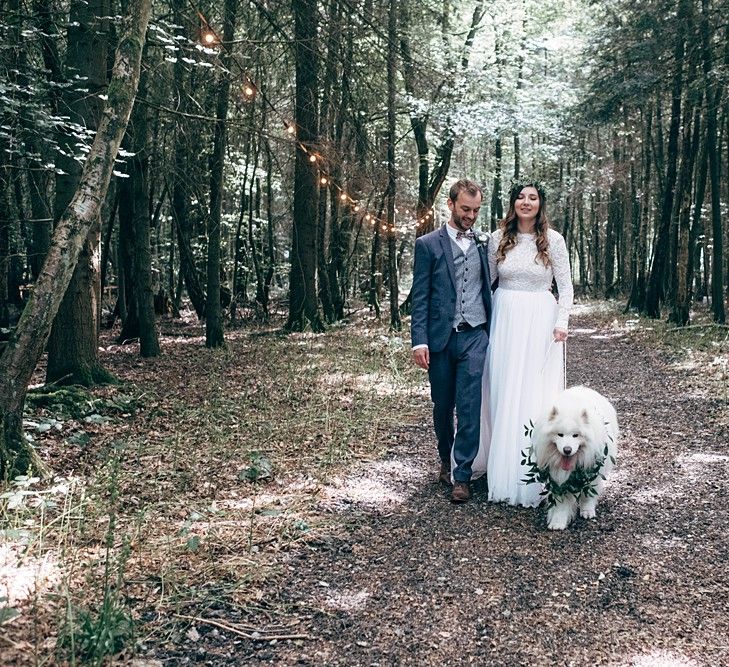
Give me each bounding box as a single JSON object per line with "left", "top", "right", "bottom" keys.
{"left": 287, "top": 0, "right": 324, "bottom": 332}
{"left": 644, "top": 0, "right": 690, "bottom": 318}
{"left": 118, "top": 158, "right": 140, "bottom": 342}
{"left": 170, "top": 0, "right": 205, "bottom": 319}
{"left": 206, "top": 0, "right": 237, "bottom": 347}
{"left": 46, "top": 0, "right": 112, "bottom": 386}
{"left": 513, "top": 0, "right": 526, "bottom": 179}
{"left": 491, "top": 136, "right": 503, "bottom": 230}
{"left": 387, "top": 0, "right": 401, "bottom": 331}
{"left": 128, "top": 64, "right": 160, "bottom": 356}
{"left": 316, "top": 0, "right": 342, "bottom": 324}
{"left": 0, "top": 0, "right": 151, "bottom": 478}
{"left": 701, "top": 0, "right": 725, "bottom": 322}
{"left": 669, "top": 97, "right": 701, "bottom": 325}
{"left": 0, "top": 181, "right": 9, "bottom": 328}
{"left": 605, "top": 132, "right": 621, "bottom": 298}
{"left": 400, "top": 0, "right": 485, "bottom": 239}
{"left": 590, "top": 189, "right": 601, "bottom": 293}
{"left": 628, "top": 106, "right": 652, "bottom": 310}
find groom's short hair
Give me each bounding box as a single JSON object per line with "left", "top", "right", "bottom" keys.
{"left": 448, "top": 179, "right": 482, "bottom": 203}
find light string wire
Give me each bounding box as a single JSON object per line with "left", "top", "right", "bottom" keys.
{"left": 186, "top": 0, "right": 436, "bottom": 234}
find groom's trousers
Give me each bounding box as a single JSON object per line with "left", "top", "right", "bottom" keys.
{"left": 428, "top": 325, "right": 489, "bottom": 483}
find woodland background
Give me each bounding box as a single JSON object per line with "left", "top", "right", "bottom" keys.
{"left": 1, "top": 0, "right": 729, "bottom": 664}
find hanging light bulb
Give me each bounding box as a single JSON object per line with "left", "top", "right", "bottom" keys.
{"left": 320, "top": 177, "right": 328, "bottom": 185}
{"left": 309, "top": 154, "right": 317, "bottom": 163}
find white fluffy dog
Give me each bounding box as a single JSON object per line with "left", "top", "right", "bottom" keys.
{"left": 531, "top": 386, "right": 618, "bottom": 530}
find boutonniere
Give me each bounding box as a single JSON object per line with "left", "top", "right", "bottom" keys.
{"left": 474, "top": 231, "right": 490, "bottom": 247}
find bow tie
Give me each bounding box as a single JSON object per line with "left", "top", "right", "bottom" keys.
{"left": 456, "top": 230, "right": 475, "bottom": 241}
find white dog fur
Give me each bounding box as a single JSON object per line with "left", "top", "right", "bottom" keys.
{"left": 531, "top": 386, "right": 618, "bottom": 530}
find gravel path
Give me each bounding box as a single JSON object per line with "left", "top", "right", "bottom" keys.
{"left": 179, "top": 308, "right": 729, "bottom": 666}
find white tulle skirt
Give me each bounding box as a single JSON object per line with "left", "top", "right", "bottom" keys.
{"left": 473, "top": 288, "right": 565, "bottom": 506}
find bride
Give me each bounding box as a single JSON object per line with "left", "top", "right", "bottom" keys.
{"left": 475, "top": 180, "right": 574, "bottom": 506}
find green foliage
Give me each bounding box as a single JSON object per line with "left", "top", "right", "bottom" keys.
{"left": 521, "top": 422, "right": 614, "bottom": 508}
{"left": 0, "top": 596, "right": 20, "bottom": 626}
{"left": 240, "top": 451, "right": 273, "bottom": 483}
{"left": 26, "top": 386, "right": 143, "bottom": 420}
{"left": 57, "top": 455, "right": 135, "bottom": 664}
{"left": 59, "top": 596, "right": 134, "bottom": 665}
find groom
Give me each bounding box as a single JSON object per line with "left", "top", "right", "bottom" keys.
{"left": 411, "top": 179, "right": 492, "bottom": 503}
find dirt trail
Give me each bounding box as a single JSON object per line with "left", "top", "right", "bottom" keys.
{"left": 164, "top": 308, "right": 729, "bottom": 666}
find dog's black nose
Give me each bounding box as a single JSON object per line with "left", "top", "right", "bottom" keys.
{"left": 562, "top": 446, "right": 572, "bottom": 456}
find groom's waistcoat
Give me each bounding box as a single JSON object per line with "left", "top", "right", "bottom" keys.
{"left": 449, "top": 237, "right": 487, "bottom": 329}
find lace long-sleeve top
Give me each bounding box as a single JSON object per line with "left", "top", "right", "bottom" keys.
{"left": 487, "top": 228, "right": 574, "bottom": 329}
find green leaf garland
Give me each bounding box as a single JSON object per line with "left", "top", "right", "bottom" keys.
{"left": 521, "top": 423, "right": 613, "bottom": 509}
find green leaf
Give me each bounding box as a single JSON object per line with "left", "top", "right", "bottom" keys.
{"left": 84, "top": 414, "right": 110, "bottom": 425}
{"left": 0, "top": 607, "right": 20, "bottom": 624}
{"left": 257, "top": 508, "right": 282, "bottom": 516}
{"left": 240, "top": 452, "right": 273, "bottom": 483}
{"left": 186, "top": 535, "right": 200, "bottom": 552}
{"left": 68, "top": 431, "right": 91, "bottom": 446}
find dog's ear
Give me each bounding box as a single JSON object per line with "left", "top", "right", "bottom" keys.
{"left": 581, "top": 409, "right": 590, "bottom": 425}
{"left": 548, "top": 406, "right": 558, "bottom": 421}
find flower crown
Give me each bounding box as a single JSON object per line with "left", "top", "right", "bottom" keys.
{"left": 508, "top": 177, "right": 547, "bottom": 202}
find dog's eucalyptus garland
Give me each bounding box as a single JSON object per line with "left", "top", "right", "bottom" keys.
{"left": 521, "top": 421, "right": 615, "bottom": 509}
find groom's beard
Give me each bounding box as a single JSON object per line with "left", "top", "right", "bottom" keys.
{"left": 452, "top": 211, "right": 476, "bottom": 232}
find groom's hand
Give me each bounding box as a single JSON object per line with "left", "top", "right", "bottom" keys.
{"left": 413, "top": 347, "right": 430, "bottom": 370}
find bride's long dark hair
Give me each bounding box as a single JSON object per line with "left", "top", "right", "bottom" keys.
{"left": 496, "top": 180, "right": 551, "bottom": 267}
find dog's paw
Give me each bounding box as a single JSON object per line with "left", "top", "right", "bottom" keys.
{"left": 580, "top": 507, "right": 597, "bottom": 520}
{"left": 547, "top": 518, "right": 570, "bottom": 530}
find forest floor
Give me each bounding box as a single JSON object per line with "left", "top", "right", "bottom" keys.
{"left": 2, "top": 300, "right": 729, "bottom": 666}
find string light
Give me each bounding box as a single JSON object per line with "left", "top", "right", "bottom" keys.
{"left": 193, "top": 2, "right": 433, "bottom": 239}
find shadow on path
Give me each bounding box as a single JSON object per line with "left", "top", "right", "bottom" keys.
{"left": 167, "top": 309, "right": 729, "bottom": 666}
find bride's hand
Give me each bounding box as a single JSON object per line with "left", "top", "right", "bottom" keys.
{"left": 553, "top": 328, "right": 568, "bottom": 342}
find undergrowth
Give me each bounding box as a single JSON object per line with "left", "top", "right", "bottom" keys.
{"left": 0, "top": 314, "right": 422, "bottom": 663}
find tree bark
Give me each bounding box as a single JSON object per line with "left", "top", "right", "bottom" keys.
{"left": 387, "top": 0, "right": 401, "bottom": 331}
{"left": 46, "top": 0, "right": 112, "bottom": 386}
{"left": 605, "top": 132, "right": 621, "bottom": 298}
{"left": 669, "top": 98, "right": 701, "bottom": 325}
{"left": 627, "top": 106, "right": 652, "bottom": 310}
{"left": 170, "top": 0, "right": 205, "bottom": 319}
{"left": 644, "top": 0, "right": 690, "bottom": 318}
{"left": 128, "top": 63, "right": 160, "bottom": 356}
{"left": 206, "top": 0, "right": 237, "bottom": 347}
{"left": 0, "top": 0, "right": 152, "bottom": 478}
{"left": 286, "top": 0, "right": 324, "bottom": 332}
{"left": 701, "top": 0, "right": 725, "bottom": 322}
{"left": 490, "top": 136, "right": 503, "bottom": 230}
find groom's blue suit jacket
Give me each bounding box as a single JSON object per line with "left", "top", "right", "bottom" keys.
{"left": 411, "top": 225, "right": 493, "bottom": 353}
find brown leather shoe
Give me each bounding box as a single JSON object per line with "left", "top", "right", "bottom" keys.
{"left": 451, "top": 481, "right": 471, "bottom": 503}
{"left": 438, "top": 460, "right": 451, "bottom": 485}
